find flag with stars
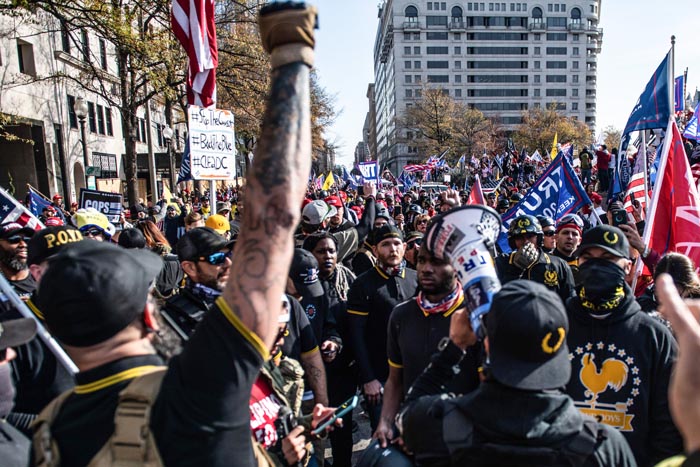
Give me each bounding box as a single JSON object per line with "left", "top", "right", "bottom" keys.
{"left": 0, "top": 186, "right": 43, "bottom": 230}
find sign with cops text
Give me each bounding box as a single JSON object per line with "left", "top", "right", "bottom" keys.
{"left": 187, "top": 105, "right": 236, "bottom": 180}
{"left": 79, "top": 189, "right": 123, "bottom": 223}
{"left": 497, "top": 154, "right": 591, "bottom": 253}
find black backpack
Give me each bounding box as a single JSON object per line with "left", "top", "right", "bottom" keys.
{"left": 440, "top": 402, "right": 605, "bottom": 467}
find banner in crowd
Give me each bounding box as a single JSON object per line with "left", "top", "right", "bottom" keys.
{"left": 0, "top": 186, "right": 43, "bottom": 230}
{"left": 497, "top": 154, "right": 591, "bottom": 252}
{"left": 28, "top": 186, "right": 52, "bottom": 217}
{"left": 645, "top": 119, "right": 700, "bottom": 268}
{"left": 79, "top": 189, "right": 123, "bottom": 223}
{"left": 187, "top": 105, "right": 235, "bottom": 180}
{"left": 357, "top": 161, "right": 379, "bottom": 186}
{"left": 674, "top": 74, "right": 685, "bottom": 113}
{"left": 684, "top": 101, "right": 700, "bottom": 141}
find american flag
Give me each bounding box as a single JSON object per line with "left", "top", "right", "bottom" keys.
{"left": 0, "top": 187, "right": 43, "bottom": 230}
{"left": 172, "top": 0, "right": 218, "bottom": 107}
{"left": 622, "top": 146, "right": 652, "bottom": 213}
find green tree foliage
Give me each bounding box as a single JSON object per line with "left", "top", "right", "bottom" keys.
{"left": 602, "top": 125, "right": 622, "bottom": 151}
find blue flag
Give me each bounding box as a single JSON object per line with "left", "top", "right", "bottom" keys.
{"left": 28, "top": 187, "right": 51, "bottom": 217}
{"left": 684, "top": 101, "right": 700, "bottom": 141}
{"left": 177, "top": 141, "right": 192, "bottom": 184}
{"left": 497, "top": 153, "right": 592, "bottom": 253}
{"left": 675, "top": 75, "right": 685, "bottom": 112}
{"left": 623, "top": 52, "right": 671, "bottom": 134}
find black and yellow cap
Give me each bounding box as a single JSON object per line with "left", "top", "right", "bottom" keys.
{"left": 575, "top": 225, "right": 630, "bottom": 259}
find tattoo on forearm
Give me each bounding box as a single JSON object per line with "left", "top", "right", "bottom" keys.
{"left": 253, "top": 63, "right": 310, "bottom": 193}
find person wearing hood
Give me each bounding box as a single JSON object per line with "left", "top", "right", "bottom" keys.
{"left": 376, "top": 280, "right": 635, "bottom": 467}
{"left": 564, "top": 225, "right": 682, "bottom": 466}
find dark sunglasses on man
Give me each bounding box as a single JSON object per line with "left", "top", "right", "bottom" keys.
{"left": 543, "top": 230, "right": 556, "bottom": 237}
{"left": 199, "top": 250, "right": 233, "bottom": 266}
{"left": 3, "top": 234, "right": 32, "bottom": 245}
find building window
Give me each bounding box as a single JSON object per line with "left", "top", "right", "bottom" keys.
{"left": 105, "top": 108, "right": 113, "bottom": 136}
{"left": 534, "top": 47, "right": 540, "bottom": 54}
{"left": 426, "top": 16, "right": 448, "bottom": 26}
{"left": 405, "top": 75, "right": 412, "bottom": 83}
{"left": 454, "top": 32, "right": 461, "bottom": 40}
{"left": 572, "top": 47, "right": 579, "bottom": 56}
{"left": 405, "top": 60, "right": 412, "bottom": 68}
{"left": 534, "top": 75, "right": 540, "bottom": 83}
{"left": 534, "top": 88, "right": 540, "bottom": 97}
{"left": 427, "top": 32, "right": 448, "bottom": 40}
{"left": 139, "top": 118, "right": 147, "bottom": 143}
{"left": 156, "top": 124, "right": 164, "bottom": 147}
{"left": 96, "top": 104, "right": 106, "bottom": 134}
{"left": 455, "top": 89, "right": 462, "bottom": 97}
{"left": 572, "top": 102, "right": 578, "bottom": 110}
{"left": 414, "top": 32, "right": 420, "bottom": 39}
{"left": 427, "top": 61, "right": 449, "bottom": 69}
{"left": 416, "top": 89, "right": 422, "bottom": 98}
{"left": 427, "top": 75, "right": 449, "bottom": 83}
{"left": 547, "top": 47, "right": 567, "bottom": 55}
{"left": 415, "top": 75, "right": 422, "bottom": 82}
{"left": 573, "top": 34, "right": 579, "bottom": 41}
{"left": 87, "top": 102, "right": 97, "bottom": 133}
{"left": 67, "top": 95, "right": 78, "bottom": 129}
{"left": 405, "top": 6, "right": 418, "bottom": 18}
{"left": 406, "top": 89, "right": 413, "bottom": 98}
{"left": 571, "top": 7, "right": 581, "bottom": 22}
{"left": 572, "top": 88, "right": 579, "bottom": 97}
{"left": 546, "top": 88, "right": 566, "bottom": 97}
{"left": 81, "top": 29, "right": 90, "bottom": 62}
{"left": 572, "top": 74, "right": 579, "bottom": 83}
{"left": 428, "top": 2, "right": 432, "bottom": 10}
{"left": 455, "top": 74, "right": 461, "bottom": 83}
{"left": 454, "top": 46, "right": 461, "bottom": 54}
{"left": 427, "top": 46, "right": 448, "bottom": 54}
{"left": 404, "top": 32, "right": 411, "bottom": 40}
{"left": 99, "top": 38, "right": 107, "bottom": 70}
{"left": 404, "top": 46, "right": 411, "bottom": 55}
{"left": 546, "top": 60, "right": 567, "bottom": 68}
{"left": 16, "top": 39, "right": 36, "bottom": 76}
{"left": 451, "top": 6, "right": 463, "bottom": 19}
{"left": 60, "top": 21, "right": 71, "bottom": 53}
{"left": 414, "top": 61, "right": 421, "bottom": 68}
{"left": 534, "top": 60, "right": 540, "bottom": 69}
{"left": 572, "top": 61, "right": 579, "bottom": 69}
{"left": 534, "top": 33, "right": 541, "bottom": 41}
{"left": 532, "top": 6, "right": 543, "bottom": 21}
{"left": 414, "top": 46, "right": 420, "bottom": 54}
{"left": 546, "top": 17, "right": 567, "bottom": 27}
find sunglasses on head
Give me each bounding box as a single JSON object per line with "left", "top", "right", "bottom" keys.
{"left": 4, "top": 234, "right": 31, "bottom": 244}
{"left": 199, "top": 250, "right": 232, "bottom": 265}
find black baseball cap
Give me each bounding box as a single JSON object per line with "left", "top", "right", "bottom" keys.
{"left": 27, "top": 226, "right": 83, "bottom": 266}
{"left": 485, "top": 280, "right": 570, "bottom": 390}
{"left": 0, "top": 222, "right": 35, "bottom": 240}
{"left": 37, "top": 241, "right": 163, "bottom": 347}
{"left": 177, "top": 227, "right": 234, "bottom": 262}
{"left": 0, "top": 318, "right": 37, "bottom": 351}
{"left": 117, "top": 228, "right": 147, "bottom": 249}
{"left": 289, "top": 249, "right": 324, "bottom": 298}
{"left": 575, "top": 225, "right": 630, "bottom": 259}
{"left": 373, "top": 225, "right": 404, "bottom": 245}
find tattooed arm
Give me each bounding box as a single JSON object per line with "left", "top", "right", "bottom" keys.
{"left": 300, "top": 349, "right": 329, "bottom": 407}
{"left": 222, "top": 5, "right": 316, "bottom": 351}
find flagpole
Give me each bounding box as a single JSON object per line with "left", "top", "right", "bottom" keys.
{"left": 641, "top": 118, "right": 675, "bottom": 248}
{"left": 670, "top": 36, "right": 675, "bottom": 116}
{"left": 640, "top": 131, "right": 650, "bottom": 212}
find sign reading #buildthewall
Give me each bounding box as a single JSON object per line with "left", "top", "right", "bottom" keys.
{"left": 187, "top": 105, "right": 236, "bottom": 180}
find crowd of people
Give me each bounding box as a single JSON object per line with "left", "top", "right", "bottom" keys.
{"left": 2, "top": 3, "right": 700, "bottom": 467}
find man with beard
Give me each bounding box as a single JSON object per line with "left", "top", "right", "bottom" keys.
{"left": 564, "top": 225, "right": 682, "bottom": 466}
{"left": 160, "top": 227, "right": 234, "bottom": 340}
{"left": 347, "top": 225, "right": 418, "bottom": 431}
{"left": 374, "top": 245, "right": 481, "bottom": 449}
{"left": 553, "top": 213, "right": 584, "bottom": 285}
{"left": 0, "top": 223, "right": 36, "bottom": 300}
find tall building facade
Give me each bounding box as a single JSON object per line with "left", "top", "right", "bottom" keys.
{"left": 373, "top": 0, "right": 603, "bottom": 174}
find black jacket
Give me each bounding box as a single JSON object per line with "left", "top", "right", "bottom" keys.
{"left": 399, "top": 342, "right": 637, "bottom": 467}
{"left": 347, "top": 266, "right": 418, "bottom": 384}
{"left": 565, "top": 290, "right": 682, "bottom": 466}
{"left": 496, "top": 250, "right": 575, "bottom": 304}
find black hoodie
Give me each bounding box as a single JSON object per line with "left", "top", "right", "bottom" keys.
{"left": 565, "top": 288, "right": 682, "bottom": 467}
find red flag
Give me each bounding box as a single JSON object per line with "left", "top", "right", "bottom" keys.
{"left": 172, "top": 0, "right": 218, "bottom": 107}
{"left": 647, "top": 120, "right": 700, "bottom": 268}
{"left": 467, "top": 176, "right": 485, "bottom": 206}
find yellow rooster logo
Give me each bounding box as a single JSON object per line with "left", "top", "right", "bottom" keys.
{"left": 580, "top": 353, "right": 629, "bottom": 407}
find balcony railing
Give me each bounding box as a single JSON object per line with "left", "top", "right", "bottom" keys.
{"left": 528, "top": 22, "right": 546, "bottom": 30}
{"left": 449, "top": 20, "right": 466, "bottom": 30}
{"left": 403, "top": 20, "right": 421, "bottom": 30}
{"left": 567, "top": 22, "right": 585, "bottom": 31}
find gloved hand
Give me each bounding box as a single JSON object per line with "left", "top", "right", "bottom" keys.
{"left": 259, "top": 2, "right": 318, "bottom": 69}
{"left": 512, "top": 242, "right": 538, "bottom": 270}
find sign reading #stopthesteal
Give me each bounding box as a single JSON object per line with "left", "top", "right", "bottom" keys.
{"left": 187, "top": 105, "right": 236, "bottom": 180}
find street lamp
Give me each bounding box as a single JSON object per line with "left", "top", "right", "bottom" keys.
{"left": 73, "top": 96, "right": 90, "bottom": 187}
{"left": 162, "top": 125, "right": 175, "bottom": 193}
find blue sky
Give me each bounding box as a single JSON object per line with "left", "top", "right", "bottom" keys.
{"left": 313, "top": 0, "right": 700, "bottom": 167}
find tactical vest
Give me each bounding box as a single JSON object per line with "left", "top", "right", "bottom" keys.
{"left": 31, "top": 368, "right": 276, "bottom": 467}
{"left": 441, "top": 402, "right": 604, "bottom": 467}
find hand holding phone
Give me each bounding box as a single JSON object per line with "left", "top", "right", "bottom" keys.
{"left": 310, "top": 395, "right": 358, "bottom": 437}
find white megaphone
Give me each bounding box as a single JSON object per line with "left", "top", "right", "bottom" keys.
{"left": 424, "top": 205, "right": 502, "bottom": 338}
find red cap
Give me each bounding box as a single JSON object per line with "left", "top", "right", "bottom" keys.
{"left": 52, "top": 193, "right": 63, "bottom": 201}
{"left": 45, "top": 217, "right": 64, "bottom": 227}
{"left": 324, "top": 196, "right": 342, "bottom": 208}
{"left": 590, "top": 192, "right": 602, "bottom": 203}
{"left": 338, "top": 191, "right": 348, "bottom": 203}
{"left": 301, "top": 198, "right": 313, "bottom": 210}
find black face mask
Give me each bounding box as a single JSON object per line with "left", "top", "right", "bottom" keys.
{"left": 577, "top": 258, "right": 627, "bottom": 315}
{"left": 0, "top": 363, "right": 16, "bottom": 419}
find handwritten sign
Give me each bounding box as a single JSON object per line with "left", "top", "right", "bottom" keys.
{"left": 187, "top": 105, "right": 236, "bottom": 180}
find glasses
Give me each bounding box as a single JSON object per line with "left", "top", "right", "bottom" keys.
{"left": 543, "top": 231, "right": 556, "bottom": 237}
{"left": 199, "top": 250, "right": 232, "bottom": 265}
{"left": 81, "top": 228, "right": 103, "bottom": 238}
{"left": 416, "top": 219, "right": 428, "bottom": 225}
{"left": 3, "top": 234, "right": 31, "bottom": 244}
{"left": 407, "top": 238, "right": 422, "bottom": 248}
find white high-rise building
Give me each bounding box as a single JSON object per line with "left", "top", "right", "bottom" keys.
{"left": 372, "top": 0, "right": 603, "bottom": 174}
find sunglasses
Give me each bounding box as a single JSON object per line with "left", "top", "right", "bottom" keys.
{"left": 543, "top": 231, "right": 556, "bottom": 237}
{"left": 416, "top": 219, "right": 428, "bottom": 225}
{"left": 81, "top": 228, "right": 103, "bottom": 238}
{"left": 407, "top": 238, "right": 422, "bottom": 248}
{"left": 199, "top": 250, "right": 232, "bottom": 265}
{"left": 4, "top": 234, "right": 31, "bottom": 244}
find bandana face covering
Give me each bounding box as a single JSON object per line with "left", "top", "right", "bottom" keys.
{"left": 417, "top": 282, "right": 464, "bottom": 316}
{"left": 576, "top": 258, "right": 627, "bottom": 316}
{"left": 378, "top": 259, "right": 406, "bottom": 278}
